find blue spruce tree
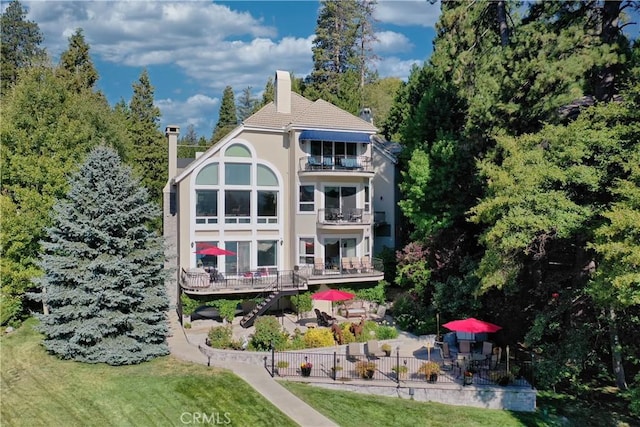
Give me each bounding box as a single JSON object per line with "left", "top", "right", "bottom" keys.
{"left": 35, "top": 145, "right": 169, "bottom": 365}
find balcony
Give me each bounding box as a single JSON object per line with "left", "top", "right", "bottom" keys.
{"left": 317, "top": 208, "right": 371, "bottom": 229}
{"left": 298, "top": 155, "right": 373, "bottom": 175}
{"left": 296, "top": 257, "right": 384, "bottom": 285}
{"left": 180, "top": 268, "right": 308, "bottom": 296}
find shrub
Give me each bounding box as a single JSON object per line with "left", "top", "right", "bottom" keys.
{"left": 418, "top": 362, "right": 440, "bottom": 377}
{"left": 303, "top": 328, "right": 335, "bottom": 348}
{"left": 183, "top": 322, "right": 192, "bottom": 329}
{"left": 354, "top": 280, "right": 388, "bottom": 304}
{"left": 287, "top": 328, "right": 307, "bottom": 350}
{"left": 381, "top": 343, "right": 392, "bottom": 355}
{"left": 212, "top": 299, "right": 240, "bottom": 323}
{"left": 392, "top": 365, "right": 408, "bottom": 374}
{"left": 376, "top": 325, "right": 398, "bottom": 340}
{"left": 180, "top": 294, "right": 200, "bottom": 316}
{"left": 250, "top": 316, "right": 288, "bottom": 351}
{"left": 207, "top": 325, "right": 233, "bottom": 349}
{"left": 340, "top": 323, "right": 356, "bottom": 344}
{"left": 290, "top": 293, "right": 313, "bottom": 316}
{"left": 355, "top": 361, "right": 377, "bottom": 378}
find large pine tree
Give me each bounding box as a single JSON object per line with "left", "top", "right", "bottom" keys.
{"left": 36, "top": 145, "right": 169, "bottom": 365}
{"left": 211, "top": 85, "right": 237, "bottom": 143}
{"left": 58, "top": 28, "right": 98, "bottom": 93}
{"left": 0, "top": 0, "right": 45, "bottom": 95}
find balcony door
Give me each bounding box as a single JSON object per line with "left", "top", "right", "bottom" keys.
{"left": 324, "top": 186, "right": 357, "bottom": 216}
{"left": 324, "top": 237, "right": 356, "bottom": 272}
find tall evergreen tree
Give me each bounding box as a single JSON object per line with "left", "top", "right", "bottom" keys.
{"left": 236, "top": 86, "right": 258, "bottom": 121}
{"left": 0, "top": 0, "right": 45, "bottom": 95}
{"left": 127, "top": 69, "right": 165, "bottom": 210}
{"left": 211, "top": 85, "right": 237, "bottom": 143}
{"left": 58, "top": 28, "right": 98, "bottom": 93}
{"left": 35, "top": 145, "right": 169, "bottom": 365}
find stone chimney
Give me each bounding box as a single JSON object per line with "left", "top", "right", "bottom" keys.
{"left": 165, "top": 125, "right": 180, "bottom": 179}
{"left": 274, "top": 70, "right": 291, "bottom": 114}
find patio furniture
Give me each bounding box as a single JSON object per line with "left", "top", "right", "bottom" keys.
{"left": 439, "top": 342, "right": 455, "bottom": 371}
{"left": 347, "top": 342, "right": 366, "bottom": 361}
{"left": 321, "top": 311, "right": 336, "bottom": 325}
{"left": 345, "top": 300, "right": 367, "bottom": 318}
{"left": 307, "top": 156, "right": 322, "bottom": 170}
{"left": 366, "top": 340, "right": 386, "bottom": 359}
{"left": 313, "top": 257, "right": 324, "bottom": 275}
{"left": 369, "top": 305, "right": 386, "bottom": 322}
{"left": 360, "top": 256, "right": 372, "bottom": 273}
{"left": 315, "top": 308, "right": 329, "bottom": 327}
{"left": 350, "top": 257, "right": 362, "bottom": 272}
{"left": 341, "top": 257, "right": 357, "bottom": 273}
{"left": 458, "top": 340, "right": 472, "bottom": 355}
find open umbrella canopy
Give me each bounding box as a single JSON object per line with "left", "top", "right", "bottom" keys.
{"left": 194, "top": 246, "right": 236, "bottom": 256}
{"left": 311, "top": 289, "right": 355, "bottom": 302}
{"left": 442, "top": 317, "right": 502, "bottom": 334}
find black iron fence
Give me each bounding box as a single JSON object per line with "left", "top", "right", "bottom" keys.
{"left": 266, "top": 349, "right": 534, "bottom": 388}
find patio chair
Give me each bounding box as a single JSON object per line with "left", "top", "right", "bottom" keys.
{"left": 307, "top": 156, "right": 322, "bottom": 170}
{"left": 350, "top": 257, "right": 362, "bottom": 272}
{"left": 360, "top": 256, "right": 372, "bottom": 273}
{"left": 341, "top": 257, "right": 356, "bottom": 273}
{"left": 369, "top": 305, "right": 386, "bottom": 322}
{"left": 347, "top": 342, "right": 366, "bottom": 361}
{"left": 458, "top": 340, "right": 472, "bottom": 355}
{"left": 439, "top": 342, "right": 454, "bottom": 371}
{"left": 366, "top": 340, "right": 386, "bottom": 359}
{"left": 321, "top": 311, "right": 336, "bottom": 325}
{"left": 315, "top": 308, "right": 329, "bottom": 327}
{"left": 313, "top": 257, "right": 324, "bottom": 275}
{"left": 491, "top": 346, "right": 503, "bottom": 369}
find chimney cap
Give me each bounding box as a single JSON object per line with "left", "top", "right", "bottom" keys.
{"left": 165, "top": 125, "right": 180, "bottom": 134}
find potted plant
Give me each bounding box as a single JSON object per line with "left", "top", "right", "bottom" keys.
{"left": 381, "top": 343, "right": 392, "bottom": 357}
{"left": 300, "top": 361, "right": 313, "bottom": 377}
{"left": 391, "top": 365, "right": 408, "bottom": 380}
{"left": 463, "top": 370, "right": 474, "bottom": 386}
{"left": 276, "top": 360, "right": 289, "bottom": 376}
{"left": 355, "top": 361, "right": 377, "bottom": 379}
{"left": 418, "top": 361, "right": 440, "bottom": 383}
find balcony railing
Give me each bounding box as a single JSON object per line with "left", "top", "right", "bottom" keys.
{"left": 296, "top": 257, "right": 384, "bottom": 278}
{"left": 317, "top": 208, "right": 371, "bottom": 225}
{"left": 299, "top": 155, "right": 373, "bottom": 173}
{"left": 180, "top": 268, "right": 306, "bottom": 294}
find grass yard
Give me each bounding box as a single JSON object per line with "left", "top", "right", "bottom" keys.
{"left": 282, "top": 382, "right": 559, "bottom": 427}
{"left": 0, "top": 319, "right": 296, "bottom": 427}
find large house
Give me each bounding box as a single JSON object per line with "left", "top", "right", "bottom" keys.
{"left": 163, "top": 70, "right": 397, "bottom": 326}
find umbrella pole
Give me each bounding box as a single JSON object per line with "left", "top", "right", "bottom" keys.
{"left": 436, "top": 313, "right": 440, "bottom": 340}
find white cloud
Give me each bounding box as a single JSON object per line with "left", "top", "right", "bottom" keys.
{"left": 376, "top": 57, "right": 424, "bottom": 81}
{"left": 374, "top": 31, "right": 413, "bottom": 54}
{"left": 375, "top": 0, "right": 441, "bottom": 28}
{"left": 156, "top": 93, "right": 219, "bottom": 130}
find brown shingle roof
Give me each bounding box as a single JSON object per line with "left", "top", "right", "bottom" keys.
{"left": 243, "top": 92, "right": 377, "bottom": 133}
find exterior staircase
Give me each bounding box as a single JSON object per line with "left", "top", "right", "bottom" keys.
{"left": 239, "top": 288, "right": 298, "bottom": 328}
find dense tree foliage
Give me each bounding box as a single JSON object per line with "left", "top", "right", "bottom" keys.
{"left": 0, "top": 0, "right": 45, "bottom": 96}
{"left": 211, "top": 85, "right": 237, "bottom": 143}
{"left": 236, "top": 86, "right": 259, "bottom": 122}
{"left": 0, "top": 65, "right": 131, "bottom": 325}
{"left": 388, "top": 0, "right": 639, "bottom": 395}
{"left": 58, "top": 28, "right": 98, "bottom": 93}
{"left": 126, "top": 69, "right": 166, "bottom": 212}
{"left": 35, "top": 146, "right": 169, "bottom": 365}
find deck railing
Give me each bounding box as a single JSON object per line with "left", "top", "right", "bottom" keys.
{"left": 299, "top": 155, "right": 373, "bottom": 173}
{"left": 180, "top": 269, "right": 305, "bottom": 293}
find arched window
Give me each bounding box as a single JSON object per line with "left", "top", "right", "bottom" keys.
{"left": 225, "top": 144, "right": 251, "bottom": 157}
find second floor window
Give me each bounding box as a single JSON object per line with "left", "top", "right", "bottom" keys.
{"left": 299, "top": 185, "right": 314, "bottom": 212}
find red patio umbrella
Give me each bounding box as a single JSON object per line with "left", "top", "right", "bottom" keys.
{"left": 442, "top": 317, "right": 502, "bottom": 334}
{"left": 311, "top": 289, "right": 355, "bottom": 301}
{"left": 194, "top": 246, "right": 236, "bottom": 256}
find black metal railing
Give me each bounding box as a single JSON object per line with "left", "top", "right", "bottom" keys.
{"left": 180, "top": 269, "right": 304, "bottom": 293}
{"left": 266, "top": 348, "right": 534, "bottom": 388}
{"left": 317, "top": 208, "right": 372, "bottom": 225}
{"left": 299, "top": 155, "right": 373, "bottom": 173}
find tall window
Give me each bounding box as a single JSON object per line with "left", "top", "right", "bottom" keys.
{"left": 196, "top": 190, "right": 218, "bottom": 224}
{"left": 364, "top": 237, "right": 370, "bottom": 258}
{"left": 257, "top": 240, "right": 277, "bottom": 270}
{"left": 225, "top": 241, "right": 251, "bottom": 274}
{"left": 257, "top": 191, "right": 277, "bottom": 223}
{"left": 225, "top": 190, "right": 250, "bottom": 223}
{"left": 299, "top": 185, "right": 314, "bottom": 212}
{"left": 299, "top": 238, "right": 314, "bottom": 265}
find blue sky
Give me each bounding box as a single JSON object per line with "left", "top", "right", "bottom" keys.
{"left": 15, "top": 1, "right": 640, "bottom": 139}
{"left": 21, "top": 1, "right": 440, "bottom": 138}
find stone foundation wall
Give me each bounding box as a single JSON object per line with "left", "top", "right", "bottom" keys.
{"left": 308, "top": 381, "right": 536, "bottom": 412}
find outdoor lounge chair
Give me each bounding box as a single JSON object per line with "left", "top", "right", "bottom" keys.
{"left": 439, "top": 342, "right": 454, "bottom": 370}
{"left": 369, "top": 305, "right": 386, "bottom": 322}
{"left": 458, "top": 340, "right": 472, "bottom": 355}
{"left": 315, "top": 308, "right": 329, "bottom": 327}
{"left": 313, "top": 257, "right": 324, "bottom": 275}
{"left": 366, "top": 340, "right": 386, "bottom": 359}
{"left": 321, "top": 311, "right": 336, "bottom": 325}
{"left": 360, "top": 256, "right": 372, "bottom": 273}
{"left": 347, "top": 342, "right": 366, "bottom": 361}
{"left": 341, "top": 257, "right": 356, "bottom": 273}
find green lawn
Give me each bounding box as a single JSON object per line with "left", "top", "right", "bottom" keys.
{"left": 281, "top": 381, "right": 546, "bottom": 427}
{"left": 0, "top": 319, "right": 296, "bottom": 427}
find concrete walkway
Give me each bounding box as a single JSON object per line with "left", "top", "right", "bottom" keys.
{"left": 166, "top": 311, "right": 338, "bottom": 427}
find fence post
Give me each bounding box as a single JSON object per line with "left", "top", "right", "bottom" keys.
{"left": 333, "top": 351, "right": 337, "bottom": 381}
{"left": 270, "top": 340, "right": 275, "bottom": 378}
{"left": 531, "top": 353, "right": 535, "bottom": 389}
{"left": 396, "top": 346, "right": 400, "bottom": 385}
